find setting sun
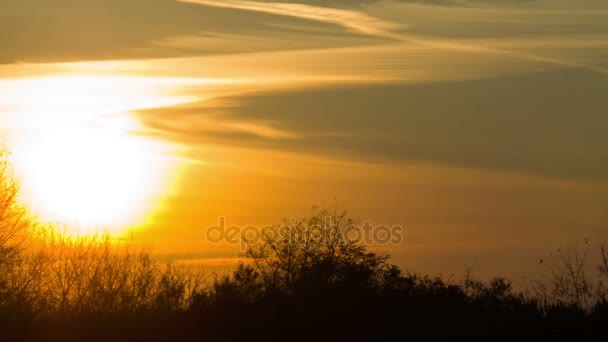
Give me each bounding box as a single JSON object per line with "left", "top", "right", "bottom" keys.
{"left": 1, "top": 75, "right": 190, "bottom": 234}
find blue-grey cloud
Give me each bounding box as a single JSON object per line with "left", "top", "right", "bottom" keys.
{"left": 139, "top": 68, "right": 608, "bottom": 182}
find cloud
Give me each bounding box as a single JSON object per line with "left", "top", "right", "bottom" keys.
{"left": 4, "top": 0, "right": 608, "bottom": 183}
{"left": 0, "top": 0, "right": 362, "bottom": 63}
{"left": 4, "top": 0, "right": 606, "bottom": 78}
{"left": 178, "top": 0, "right": 402, "bottom": 38}
{"left": 240, "top": 0, "right": 541, "bottom": 7}
{"left": 139, "top": 68, "right": 608, "bottom": 183}
{"left": 179, "top": 0, "right": 608, "bottom": 75}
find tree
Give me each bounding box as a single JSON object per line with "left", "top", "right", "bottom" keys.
{"left": 0, "top": 149, "right": 30, "bottom": 267}
{"left": 0, "top": 148, "right": 36, "bottom": 334}
{"left": 238, "top": 207, "right": 404, "bottom": 299}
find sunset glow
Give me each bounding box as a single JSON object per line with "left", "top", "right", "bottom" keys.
{"left": 1, "top": 75, "right": 191, "bottom": 234}
{"left": 2, "top": 1, "right": 608, "bottom": 338}
{"left": 0, "top": 0, "right": 606, "bottom": 277}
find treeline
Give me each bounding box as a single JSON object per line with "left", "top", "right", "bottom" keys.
{"left": 1, "top": 159, "right": 608, "bottom": 341}
{"left": 1, "top": 211, "right": 607, "bottom": 341}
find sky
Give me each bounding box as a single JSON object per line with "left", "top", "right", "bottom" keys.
{"left": 1, "top": 0, "right": 607, "bottom": 278}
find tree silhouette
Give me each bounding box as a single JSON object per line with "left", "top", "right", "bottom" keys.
{"left": 0, "top": 150, "right": 30, "bottom": 268}
{"left": 241, "top": 208, "right": 403, "bottom": 299}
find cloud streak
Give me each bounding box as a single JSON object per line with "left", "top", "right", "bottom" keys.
{"left": 178, "top": 0, "right": 402, "bottom": 38}
{"left": 179, "top": 0, "right": 607, "bottom": 75}
{"left": 147, "top": 68, "right": 608, "bottom": 183}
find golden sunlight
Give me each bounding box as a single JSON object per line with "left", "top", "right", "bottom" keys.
{"left": 0, "top": 75, "right": 192, "bottom": 235}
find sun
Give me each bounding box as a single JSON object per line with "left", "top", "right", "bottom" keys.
{"left": 2, "top": 75, "right": 190, "bottom": 235}
{"left": 14, "top": 124, "right": 172, "bottom": 234}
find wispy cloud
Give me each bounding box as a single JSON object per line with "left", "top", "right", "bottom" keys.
{"left": 178, "top": 0, "right": 402, "bottom": 38}
{"left": 179, "top": 0, "right": 608, "bottom": 74}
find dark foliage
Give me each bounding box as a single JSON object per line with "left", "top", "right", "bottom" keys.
{"left": 0, "top": 198, "right": 607, "bottom": 341}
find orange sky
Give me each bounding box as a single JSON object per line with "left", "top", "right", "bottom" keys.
{"left": 1, "top": 0, "right": 608, "bottom": 279}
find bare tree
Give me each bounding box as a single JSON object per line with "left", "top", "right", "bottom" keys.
{"left": 531, "top": 237, "right": 608, "bottom": 312}
{"left": 242, "top": 207, "right": 401, "bottom": 297}
{"left": 0, "top": 149, "right": 31, "bottom": 267}
{"left": 32, "top": 228, "right": 206, "bottom": 315}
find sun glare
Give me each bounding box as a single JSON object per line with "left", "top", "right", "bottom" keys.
{"left": 1, "top": 75, "right": 191, "bottom": 235}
